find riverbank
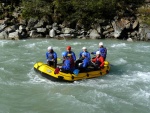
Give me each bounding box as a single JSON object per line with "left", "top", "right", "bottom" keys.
{"left": 0, "top": 0, "right": 150, "bottom": 41}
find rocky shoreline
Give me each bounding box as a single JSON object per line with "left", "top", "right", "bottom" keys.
{"left": 0, "top": 2, "right": 150, "bottom": 41}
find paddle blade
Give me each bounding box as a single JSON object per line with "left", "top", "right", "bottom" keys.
{"left": 73, "top": 69, "right": 80, "bottom": 76}
{"left": 54, "top": 67, "right": 60, "bottom": 74}
{"left": 57, "top": 58, "right": 61, "bottom": 61}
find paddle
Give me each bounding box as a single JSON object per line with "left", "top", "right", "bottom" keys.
{"left": 73, "top": 69, "right": 80, "bottom": 76}
{"left": 57, "top": 58, "right": 62, "bottom": 61}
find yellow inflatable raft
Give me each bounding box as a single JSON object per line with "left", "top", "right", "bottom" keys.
{"left": 34, "top": 61, "right": 110, "bottom": 82}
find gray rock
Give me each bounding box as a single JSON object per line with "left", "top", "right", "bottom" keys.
{"left": 34, "top": 20, "right": 45, "bottom": 28}
{"left": 132, "top": 20, "right": 139, "bottom": 29}
{"left": 89, "top": 29, "right": 100, "bottom": 39}
{"left": 146, "top": 33, "right": 150, "bottom": 40}
{"left": 27, "top": 18, "right": 38, "bottom": 28}
{"left": 49, "top": 29, "right": 55, "bottom": 37}
{"left": 8, "top": 31, "right": 20, "bottom": 40}
{"left": 0, "top": 24, "right": 6, "bottom": 31}
{"left": 0, "top": 31, "right": 8, "bottom": 39}
{"left": 127, "top": 38, "right": 133, "bottom": 42}
{"left": 37, "top": 28, "right": 47, "bottom": 33}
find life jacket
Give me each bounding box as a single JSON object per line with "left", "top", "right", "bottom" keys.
{"left": 69, "top": 57, "right": 75, "bottom": 68}
{"left": 67, "top": 51, "right": 76, "bottom": 61}
{"left": 49, "top": 53, "right": 54, "bottom": 59}
{"left": 95, "top": 56, "right": 101, "bottom": 66}
{"left": 100, "top": 47, "right": 107, "bottom": 59}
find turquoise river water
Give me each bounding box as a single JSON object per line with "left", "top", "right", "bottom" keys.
{"left": 0, "top": 39, "right": 150, "bottom": 113}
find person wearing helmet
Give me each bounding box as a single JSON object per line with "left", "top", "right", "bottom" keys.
{"left": 79, "top": 47, "right": 91, "bottom": 60}
{"left": 60, "top": 51, "right": 75, "bottom": 73}
{"left": 92, "top": 51, "right": 104, "bottom": 69}
{"left": 78, "top": 52, "right": 90, "bottom": 72}
{"left": 46, "top": 46, "right": 57, "bottom": 68}
{"left": 91, "top": 42, "right": 107, "bottom": 60}
{"left": 75, "top": 47, "right": 90, "bottom": 68}
{"left": 66, "top": 46, "right": 76, "bottom": 61}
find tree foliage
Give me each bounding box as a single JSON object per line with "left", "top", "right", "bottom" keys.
{"left": 1, "top": 0, "right": 145, "bottom": 26}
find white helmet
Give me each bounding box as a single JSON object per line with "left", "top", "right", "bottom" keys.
{"left": 47, "top": 46, "right": 53, "bottom": 50}
{"left": 99, "top": 42, "right": 103, "bottom": 46}
{"left": 82, "top": 47, "right": 86, "bottom": 50}
{"left": 96, "top": 51, "right": 100, "bottom": 55}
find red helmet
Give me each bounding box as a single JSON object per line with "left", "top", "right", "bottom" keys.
{"left": 66, "top": 46, "right": 71, "bottom": 50}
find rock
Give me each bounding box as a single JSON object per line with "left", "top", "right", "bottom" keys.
{"left": 132, "top": 20, "right": 139, "bottom": 29}
{"left": 146, "top": 33, "right": 150, "bottom": 40}
{"left": 6, "top": 27, "right": 15, "bottom": 33}
{"left": 3, "top": 18, "right": 10, "bottom": 25}
{"left": 125, "top": 22, "right": 131, "bottom": 29}
{"left": 12, "top": 12, "right": 19, "bottom": 18}
{"left": 114, "top": 31, "right": 121, "bottom": 38}
{"left": 37, "top": 28, "right": 47, "bottom": 33}
{"left": 46, "top": 35, "right": 50, "bottom": 38}
{"left": 62, "top": 27, "right": 72, "bottom": 34}
{"left": 19, "top": 25, "right": 26, "bottom": 30}
{"left": 34, "top": 20, "right": 45, "bottom": 28}
{"left": 0, "top": 24, "right": 6, "bottom": 31}
{"left": 103, "top": 28, "right": 114, "bottom": 35}
{"left": 89, "top": 29, "right": 100, "bottom": 39}
{"left": 29, "top": 30, "right": 37, "bottom": 37}
{"left": 127, "top": 38, "right": 133, "bottom": 42}
{"left": 8, "top": 31, "right": 20, "bottom": 40}
{"left": 96, "top": 26, "right": 102, "bottom": 34}
{"left": 27, "top": 18, "right": 38, "bottom": 29}
{"left": 130, "top": 32, "right": 136, "bottom": 37}
{"left": 19, "top": 19, "right": 27, "bottom": 25}
{"left": 49, "top": 29, "right": 55, "bottom": 37}
{"left": 112, "top": 21, "right": 122, "bottom": 38}
{"left": 46, "top": 25, "right": 52, "bottom": 29}
{"left": 0, "top": 31, "right": 8, "bottom": 39}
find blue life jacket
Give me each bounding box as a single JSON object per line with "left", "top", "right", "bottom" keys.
{"left": 99, "top": 47, "right": 107, "bottom": 59}
{"left": 79, "top": 51, "right": 91, "bottom": 60}
{"left": 66, "top": 51, "right": 76, "bottom": 61}
{"left": 80, "top": 57, "right": 90, "bottom": 68}
{"left": 46, "top": 51, "right": 57, "bottom": 61}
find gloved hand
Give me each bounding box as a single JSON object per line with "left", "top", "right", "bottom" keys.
{"left": 78, "top": 63, "right": 82, "bottom": 67}
{"left": 91, "top": 52, "right": 94, "bottom": 54}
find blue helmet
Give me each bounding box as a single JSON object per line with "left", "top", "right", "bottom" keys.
{"left": 62, "top": 51, "right": 67, "bottom": 57}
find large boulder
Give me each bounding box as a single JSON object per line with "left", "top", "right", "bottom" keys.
{"left": 27, "top": 18, "right": 38, "bottom": 29}
{"left": 49, "top": 29, "right": 56, "bottom": 38}
{"left": 0, "top": 24, "right": 6, "bottom": 32}
{"left": 37, "top": 28, "right": 47, "bottom": 33}
{"left": 112, "top": 21, "right": 122, "bottom": 38}
{"left": 89, "top": 29, "right": 101, "bottom": 39}
{"left": 0, "top": 31, "right": 8, "bottom": 39}
{"left": 8, "top": 31, "right": 20, "bottom": 40}
{"left": 146, "top": 33, "right": 150, "bottom": 40}
{"left": 34, "top": 20, "right": 45, "bottom": 28}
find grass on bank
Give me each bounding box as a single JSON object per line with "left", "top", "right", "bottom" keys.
{"left": 137, "top": 7, "right": 150, "bottom": 25}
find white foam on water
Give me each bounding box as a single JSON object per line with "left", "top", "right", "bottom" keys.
{"left": 1, "top": 58, "right": 19, "bottom": 64}
{"left": 72, "top": 42, "right": 82, "bottom": 45}
{"left": 134, "top": 63, "right": 143, "bottom": 69}
{"left": 0, "top": 67, "right": 4, "bottom": 71}
{"left": 114, "top": 58, "right": 127, "bottom": 65}
{"left": 53, "top": 92, "right": 98, "bottom": 112}
{"left": 24, "top": 43, "right": 36, "bottom": 49}
{"left": 0, "top": 40, "right": 8, "bottom": 47}
{"left": 111, "top": 43, "right": 127, "bottom": 48}
{"left": 26, "top": 68, "right": 49, "bottom": 84}
{"left": 24, "top": 68, "right": 60, "bottom": 86}
{"left": 132, "top": 71, "right": 150, "bottom": 82}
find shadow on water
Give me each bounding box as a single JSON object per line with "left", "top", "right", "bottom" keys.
{"left": 109, "top": 64, "right": 127, "bottom": 76}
